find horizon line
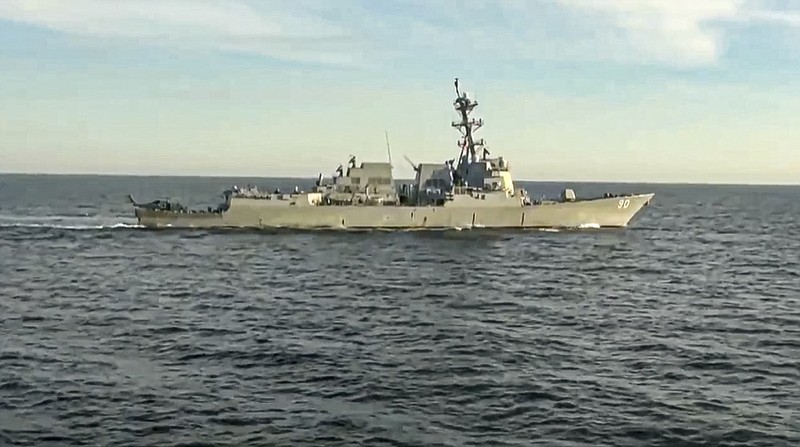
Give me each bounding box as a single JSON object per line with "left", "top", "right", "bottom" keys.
{"left": 1, "top": 171, "right": 798, "bottom": 187}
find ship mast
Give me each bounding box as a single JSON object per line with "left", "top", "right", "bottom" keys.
{"left": 451, "top": 77, "right": 485, "bottom": 183}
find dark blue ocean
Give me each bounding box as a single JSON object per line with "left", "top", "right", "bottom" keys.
{"left": 1, "top": 174, "right": 799, "bottom": 446}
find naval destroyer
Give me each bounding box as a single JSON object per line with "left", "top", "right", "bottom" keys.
{"left": 129, "top": 79, "right": 654, "bottom": 230}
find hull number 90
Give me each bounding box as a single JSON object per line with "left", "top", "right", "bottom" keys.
{"left": 618, "top": 199, "right": 631, "bottom": 209}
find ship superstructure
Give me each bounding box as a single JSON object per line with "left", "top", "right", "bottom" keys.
{"left": 129, "top": 78, "right": 654, "bottom": 230}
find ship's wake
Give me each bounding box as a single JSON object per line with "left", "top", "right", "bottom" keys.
{"left": 0, "top": 222, "right": 143, "bottom": 230}
{"left": 0, "top": 214, "right": 619, "bottom": 234}
{"left": 0, "top": 214, "right": 142, "bottom": 231}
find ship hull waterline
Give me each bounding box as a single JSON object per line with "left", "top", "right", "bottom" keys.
{"left": 134, "top": 193, "right": 654, "bottom": 230}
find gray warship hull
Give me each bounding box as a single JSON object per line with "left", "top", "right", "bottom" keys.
{"left": 134, "top": 193, "right": 654, "bottom": 230}
{"left": 129, "top": 78, "right": 656, "bottom": 230}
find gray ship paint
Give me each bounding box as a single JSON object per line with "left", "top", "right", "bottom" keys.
{"left": 129, "top": 79, "right": 654, "bottom": 230}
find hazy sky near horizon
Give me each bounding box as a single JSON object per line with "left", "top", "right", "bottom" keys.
{"left": 1, "top": 0, "right": 799, "bottom": 184}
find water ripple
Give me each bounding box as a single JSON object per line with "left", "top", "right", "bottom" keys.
{"left": 1, "top": 178, "right": 799, "bottom": 446}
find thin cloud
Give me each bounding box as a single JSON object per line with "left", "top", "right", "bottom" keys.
{"left": 553, "top": 0, "right": 744, "bottom": 66}
{"left": 0, "top": 0, "right": 796, "bottom": 68}
{"left": 0, "top": 0, "right": 360, "bottom": 65}
{"left": 745, "top": 9, "right": 800, "bottom": 27}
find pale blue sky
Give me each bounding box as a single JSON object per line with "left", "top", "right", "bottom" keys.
{"left": 1, "top": 0, "right": 799, "bottom": 183}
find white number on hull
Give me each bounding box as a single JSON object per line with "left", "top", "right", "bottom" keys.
{"left": 618, "top": 199, "right": 630, "bottom": 209}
